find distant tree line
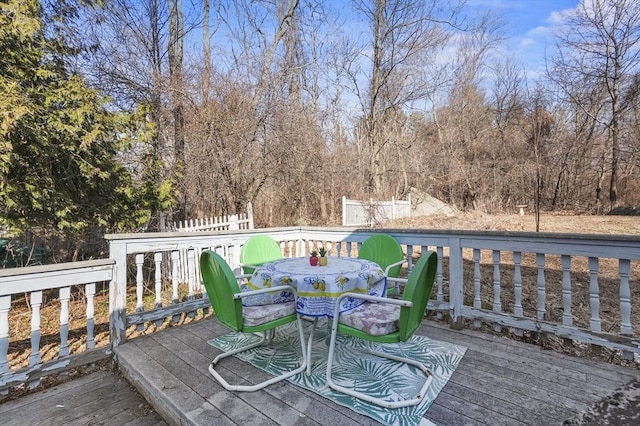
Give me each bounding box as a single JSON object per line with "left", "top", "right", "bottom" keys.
{"left": 1, "top": 0, "right": 639, "bottom": 262}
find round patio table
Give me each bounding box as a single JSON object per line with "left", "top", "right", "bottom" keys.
{"left": 248, "top": 257, "right": 386, "bottom": 317}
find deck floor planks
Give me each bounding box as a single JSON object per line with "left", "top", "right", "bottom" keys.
{"left": 428, "top": 323, "right": 637, "bottom": 384}
{"left": 163, "top": 316, "right": 378, "bottom": 425}
{"left": 0, "top": 370, "right": 166, "bottom": 426}
{"left": 183, "top": 316, "right": 381, "bottom": 424}
{"left": 116, "top": 316, "right": 637, "bottom": 426}
{"left": 424, "top": 322, "right": 637, "bottom": 398}
{"left": 420, "top": 321, "right": 638, "bottom": 424}
{"left": 450, "top": 353, "right": 585, "bottom": 417}
{"left": 6, "top": 316, "right": 635, "bottom": 426}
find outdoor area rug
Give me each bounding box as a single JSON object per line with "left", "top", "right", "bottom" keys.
{"left": 208, "top": 320, "right": 467, "bottom": 426}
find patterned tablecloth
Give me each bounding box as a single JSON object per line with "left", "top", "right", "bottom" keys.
{"left": 247, "top": 257, "right": 386, "bottom": 317}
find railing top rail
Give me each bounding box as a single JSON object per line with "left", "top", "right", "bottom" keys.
{"left": 0, "top": 258, "right": 115, "bottom": 278}
{"left": 104, "top": 225, "right": 640, "bottom": 243}
{"left": 104, "top": 227, "right": 297, "bottom": 241}
{"left": 0, "top": 259, "right": 114, "bottom": 296}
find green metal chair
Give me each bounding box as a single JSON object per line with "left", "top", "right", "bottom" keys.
{"left": 326, "top": 251, "right": 437, "bottom": 408}
{"left": 200, "top": 250, "right": 307, "bottom": 392}
{"left": 358, "top": 234, "right": 406, "bottom": 295}
{"left": 239, "top": 235, "right": 283, "bottom": 275}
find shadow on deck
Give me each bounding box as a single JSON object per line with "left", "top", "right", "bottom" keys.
{"left": 113, "top": 317, "right": 637, "bottom": 425}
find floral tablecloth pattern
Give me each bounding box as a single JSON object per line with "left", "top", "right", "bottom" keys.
{"left": 245, "top": 257, "right": 386, "bottom": 316}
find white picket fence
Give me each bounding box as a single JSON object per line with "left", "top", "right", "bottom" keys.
{"left": 342, "top": 195, "right": 411, "bottom": 226}
{"left": 171, "top": 202, "right": 254, "bottom": 232}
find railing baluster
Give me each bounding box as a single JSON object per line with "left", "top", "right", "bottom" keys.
{"left": 513, "top": 251, "right": 523, "bottom": 336}
{"left": 345, "top": 241, "right": 353, "bottom": 257}
{"left": 619, "top": 259, "right": 633, "bottom": 360}
{"left": 436, "top": 246, "right": 444, "bottom": 320}
{"left": 619, "top": 259, "right": 632, "bottom": 335}
{"left": 187, "top": 248, "right": 196, "bottom": 318}
{"left": 473, "top": 249, "right": 481, "bottom": 329}
{"left": 406, "top": 245, "right": 414, "bottom": 273}
{"left": 171, "top": 250, "right": 181, "bottom": 322}
{"left": 0, "top": 296, "right": 10, "bottom": 396}
{"left": 493, "top": 250, "right": 502, "bottom": 332}
{"left": 154, "top": 252, "right": 162, "bottom": 309}
{"left": 86, "top": 283, "right": 96, "bottom": 349}
{"left": 59, "top": 287, "right": 70, "bottom": 358}
{"left": 536, "top": 253, "right": 546, "bottom": 321}
{"left": 135, "top": 253, "right": 144, "bottom": 332}
{"left": 29, "top": 291, "right": 43, "bottom": 389}
{"left": 172, "top": 250, "right": 180, "bottom": 305}
{"left": 561, "top": 255, "right": 572, "bottom": 326}
{"left": 154, "top": 252, "right": 163, "bottom": 327}
{"left": 589, "top": 257, "right": 601, "bottom": 332}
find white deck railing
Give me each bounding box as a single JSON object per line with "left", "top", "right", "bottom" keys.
{"left": 0, "top": 259, "right": 114, "bottom": 394}
{"left": 1, "top": 227, "right": 639, "bottom": 395}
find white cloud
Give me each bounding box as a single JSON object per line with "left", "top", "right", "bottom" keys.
{"left": 520, "top": 38, "right": 535, "bottom": 47}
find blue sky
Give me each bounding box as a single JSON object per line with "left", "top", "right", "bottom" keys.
{"left": 465, "top": 0, "right": 580, "bottom": 76}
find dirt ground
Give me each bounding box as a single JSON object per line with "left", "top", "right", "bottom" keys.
{"left": 387, "top": 211, "right": 640, "bottom": 235}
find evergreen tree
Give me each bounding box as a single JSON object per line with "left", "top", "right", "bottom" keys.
{"left": 0, "top": 0, "right": 145, "bottom": 261}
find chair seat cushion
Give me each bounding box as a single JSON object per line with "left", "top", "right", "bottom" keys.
{"left": 338, "top": 302, "right": 400, "bottom": 336}
{"left": 243, "top": 301, "right": 296, "bottom": 326}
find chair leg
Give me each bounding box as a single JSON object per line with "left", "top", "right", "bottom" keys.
{"left": 209, "top": 316, "right": 308, "bottom": 392}
{"left": 326, "top": 329, "right": 433, "bottom": 408}
{"left": 305, "top": 318, "right": 319, "bottom": 375}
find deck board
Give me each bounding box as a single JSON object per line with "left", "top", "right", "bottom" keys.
{"left": 0, "top": 370, "right": 166, "bottom": 426}
{"left": 114, "top": 317, "right": 637, "bottom": 425}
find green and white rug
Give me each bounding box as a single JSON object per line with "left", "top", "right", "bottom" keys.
{"left": 208, "top": 320, "right": 466, "bottom": 426}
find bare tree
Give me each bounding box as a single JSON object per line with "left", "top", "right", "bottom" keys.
{"left": 348, "top": 0, "right": 462, "bottom": 196}
{"left": 549, "top": 0, "right": 640, "bottom": 209}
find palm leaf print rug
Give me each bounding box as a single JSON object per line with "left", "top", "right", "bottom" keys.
{"left": 209, "top": 320, "right": 466, "bottom": 426}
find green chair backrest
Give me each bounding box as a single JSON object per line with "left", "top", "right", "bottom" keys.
{"left": 240, "top": 235, "right": 282, "bottom": 275}
{"left": 200, "top": 250, "right": 243, "bottom": 332}
{"left": 398, "top": 251, "right": 437, "bottom": 341}
{"left": 358, "top": 234, "right": 404, "bottom": 278}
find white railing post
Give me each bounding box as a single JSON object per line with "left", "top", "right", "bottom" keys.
{"left": 449, "top": 237, "right": 464, "bottom": 328}
{"left": 86, "top": 283, "right": 96, "bottom": 349}
{"left": 472, "top": 249, "right": 481, "bottom": 329}
{"left": 29, "top": 291, "right": 42, "bottom": 389}
{"left": 0, "top": 296, "right": 10, "bottom": 396}
{"left": 109, "top": 240, "right": 128, "bottom": 347}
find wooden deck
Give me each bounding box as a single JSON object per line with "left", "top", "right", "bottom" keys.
{"left": 111, "top": 316, "right": 637, "bottom": 425}
{"left": 0, "top": 369, "right": 166, "bottom": 426}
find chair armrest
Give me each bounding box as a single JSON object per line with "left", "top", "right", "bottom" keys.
{"left": 384, "top": 259, "right": 406, "bottom": 276}
{"left": 387, "top": 277, "right": 408, "bottom": 285}
{"left": 233, "top": 284, "right": 297, "bottom": 300}
{"left": 235, "top": 273, "right": 252, "bottom": 283}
